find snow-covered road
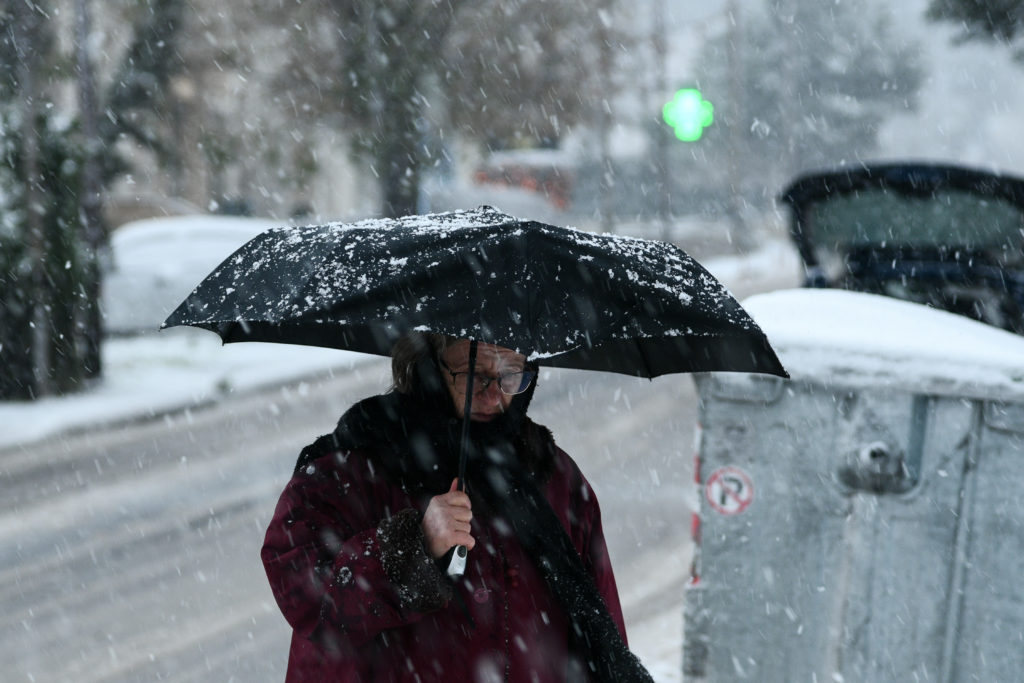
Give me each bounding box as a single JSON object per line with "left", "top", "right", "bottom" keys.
{"left": 3, "top": 357, "right": 702, "bottom": 681}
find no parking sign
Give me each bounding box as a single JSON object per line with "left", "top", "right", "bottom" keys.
{"left": 705, "top": 466, "right": 755, "bottom": 515}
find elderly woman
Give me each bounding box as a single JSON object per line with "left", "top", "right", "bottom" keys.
{"left": 261, "top": 333, "right": 650, "bottom": 682}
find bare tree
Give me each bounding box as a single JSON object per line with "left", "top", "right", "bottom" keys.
{"left": 272, "top": 0, "right": 623, "bottom": 217}
{"left": 442, "top": 0, "right": 613, "bottom": 149}
{"left": 100, "top": 0, "right": 188, "bottom": 182}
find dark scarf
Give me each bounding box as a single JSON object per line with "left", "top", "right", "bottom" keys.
{"left": 295, "top": 355, "right": 653, "bottom": 683}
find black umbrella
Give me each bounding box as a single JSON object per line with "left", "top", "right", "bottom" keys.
{"left": 163, "top": 205, "right": 786, "bottom": 379}
{"left": 162, "top": 206, "right": 785, "bottom": 681}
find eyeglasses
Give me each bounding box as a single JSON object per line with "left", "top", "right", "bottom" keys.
{"left": 439, "top": 358, "right": 536, "bottom": 395}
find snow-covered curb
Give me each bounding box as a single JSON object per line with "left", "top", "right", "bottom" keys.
{"left": 0, "top": 329, "right": 369, "bottom": 450}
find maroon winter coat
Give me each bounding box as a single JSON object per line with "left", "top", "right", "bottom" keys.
{"left": 262, "top": 432, "right": 625, "bottom": 682}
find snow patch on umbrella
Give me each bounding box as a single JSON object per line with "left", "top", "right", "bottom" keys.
{"left": 528, "top": 347, "right": 580, "bottom": 361}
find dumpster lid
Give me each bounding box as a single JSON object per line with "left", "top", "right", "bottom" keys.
{"left": 741, "top": 289, "right": 1024, "bottom": 401}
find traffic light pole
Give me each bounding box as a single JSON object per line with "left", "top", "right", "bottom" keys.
{"left": 653, "top": 0, "right": 672, "bottom": 242}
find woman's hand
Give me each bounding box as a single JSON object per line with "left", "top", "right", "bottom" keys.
{"left": 421, "top": 479, "right": 475, "bottom": 558}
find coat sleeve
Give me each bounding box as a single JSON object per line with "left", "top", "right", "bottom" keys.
{"left": 261, "top": 451, "right": 452, "bottom": 651}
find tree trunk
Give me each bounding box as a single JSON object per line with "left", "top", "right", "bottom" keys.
{"left": 377, "top": 73, "right": 421, "bottom": 218}
{"left": 596, "top": 4, "right": 616, "bottom": 234}
{"left": 76, "top": 0, "right": 105, "bottom": 380}
{"left": 16, "top": 2, "right": 53, "bottom": 398}
{"left": 379, "top": 131, "right": 421, "bottom": 217}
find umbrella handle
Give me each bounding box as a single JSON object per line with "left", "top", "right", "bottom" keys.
{"left": 447, "top": 340, "right": 477, "bottom": 578}
{"left": 446, "top": 544, "right": 468, "bottom": 577}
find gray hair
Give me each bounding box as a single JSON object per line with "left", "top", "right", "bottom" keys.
{"left": 390, "top": 331, "right": 454, "bottom": 394}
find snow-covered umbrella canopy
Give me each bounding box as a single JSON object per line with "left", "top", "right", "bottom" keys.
{"left": 162, "top": 206, "right": 787, "bottom": 379}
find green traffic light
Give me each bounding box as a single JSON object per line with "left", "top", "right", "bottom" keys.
{"left": 663, "top": 89, "right": 714, "bottom": 142}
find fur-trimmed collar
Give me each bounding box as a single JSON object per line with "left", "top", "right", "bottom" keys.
{"left": 294, "top": 392, "right": 557, "bottom": 494}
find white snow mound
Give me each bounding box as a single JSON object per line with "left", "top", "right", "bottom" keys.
{"left": 742, "top": 288, "right": 1024, "bottom": 401}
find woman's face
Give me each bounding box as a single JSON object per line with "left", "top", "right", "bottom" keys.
{"left": 440, "top": 340, "right": 529, "bottom": 421}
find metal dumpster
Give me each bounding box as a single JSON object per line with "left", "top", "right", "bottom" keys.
{"left": 683, "top": 288, "right": 1024, "bottom": 682}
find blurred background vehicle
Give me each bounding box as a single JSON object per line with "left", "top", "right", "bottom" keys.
{"left": 779, "top": 162, "right": 1024, "bottom": 334}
